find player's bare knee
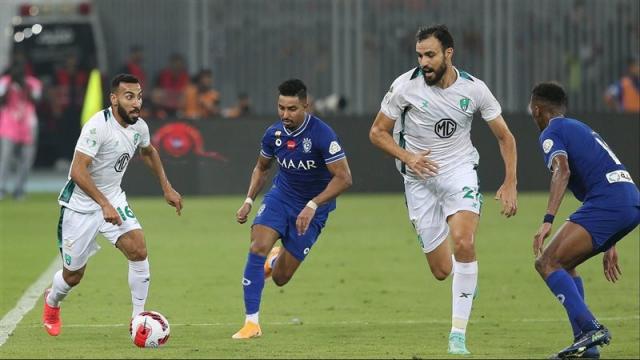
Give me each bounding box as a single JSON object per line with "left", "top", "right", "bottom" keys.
{"left": 127, "top": 247, "right": 147, "bottom": 261}
{"left": 248, "top": 241, "right": 271, "bottom": 257}
{"left": 272, "top": 273, "right": 291, "bottom": 287}
{"left": 452, "top": 238, "right": 475, "bottom": 260}
{"left": 534, "top": 254, "right": 558, "bottom": 277}
{"left": 62, "top": 271, "right": 83, "bottom": 287}
{"left": 430, "top": 265, "right": 451, "bottom": 281}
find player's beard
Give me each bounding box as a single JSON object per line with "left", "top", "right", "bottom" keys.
{"left": 423, "top": 62, "right": 447, "bottom": 86}
{"left": 117, "top": 103, "right": 139, "bottom": 125}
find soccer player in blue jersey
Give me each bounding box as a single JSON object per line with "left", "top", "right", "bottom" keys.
{"left": 529, "top": 82, "right": 640, "bottom": 358}
{"left": 232, "top": 79, "right": 353, "bottom": 339}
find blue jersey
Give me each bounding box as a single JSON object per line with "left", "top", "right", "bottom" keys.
{"left": 260, "top": 114, "right": 346, "bottom": 210}
{"left": 539, "top": 117, "right": 639, "bottom": 206}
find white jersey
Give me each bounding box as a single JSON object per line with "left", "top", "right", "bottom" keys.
{"left": 380, "top": 67, "right": 501, "bottom": 180}
{"left": 58, "top": 108, "right": 151, "bottom": 212}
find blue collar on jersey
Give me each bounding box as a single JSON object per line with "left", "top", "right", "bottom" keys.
{"left": 282, "top": 113, "right": 311, "bottom": 137}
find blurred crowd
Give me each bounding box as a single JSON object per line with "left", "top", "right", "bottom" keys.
{"left": 0, "top": 46, "right": 256, "bottom": 198}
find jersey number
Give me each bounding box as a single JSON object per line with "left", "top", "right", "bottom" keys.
{"left": 593, "top": 132, "right": 621, "bottom": 165}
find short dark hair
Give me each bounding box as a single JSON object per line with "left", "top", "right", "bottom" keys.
{"left": 416, "top": 24, "right": 454, "bottom": 50}
{"left": 531, "top": 82, "right": 568, "bottom": 109}
{"left": 110, "top": 73, "right": 140, "bottom": 92}
{"left": 278, "top": 79, "right": 307, "bottom": 100}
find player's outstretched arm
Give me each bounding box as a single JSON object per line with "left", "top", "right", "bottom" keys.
{"left": 139, "top": 144, "right": 183, "bottom": 215}
{"left": 533, "top": 155, "right": 570, "bottom": 256}
{"left": 369, "top": 111, "right": 439, "bottom": 179}
{"left": 295, "top": 158, "right": 352, "bottom": 236}
{"left": 487, "top": 116, "right": 518, "bottom": 217}
{"left": 70, "top": 151, "right": 121, "bottom": 225}
{"left": 236, "top": 155, "right": 274, "bottom": 224}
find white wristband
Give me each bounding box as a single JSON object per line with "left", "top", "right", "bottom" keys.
{"left": 306, "top": 200, "right": 318, "bottom": 210}
{"left": 244, "top": 197, "right": 254, "bottom": 206}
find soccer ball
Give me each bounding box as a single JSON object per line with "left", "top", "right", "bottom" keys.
{"left": 130, "top": 311, "right": 170, "bottom": 348}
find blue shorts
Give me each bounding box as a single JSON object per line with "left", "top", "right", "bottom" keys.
{"left": 253, "top": 192, "right": 329, "bottom": 262}
{"left": 569, "top": 203, "right": 640, "bottom": 252}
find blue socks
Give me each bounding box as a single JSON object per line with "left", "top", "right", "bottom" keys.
{"left": 243, "top": 252, "right": 266, "bottom": 315}
{"left": 546, "top": 270, "right": 599, "bottom": 334}
{"left": 570, "top": 276, "right": 585, "bottom": 339}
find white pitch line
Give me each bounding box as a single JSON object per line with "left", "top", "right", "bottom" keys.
{"left": 21, "top": 315, "right": 640, "bottom": 329}
{"left": 0, "top": 257, "right": 59, "bottom": 347}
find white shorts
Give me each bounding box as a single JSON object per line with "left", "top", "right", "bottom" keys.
{"left": 57, "top": 195, "right": 142, "bottom": 271}
{"left": 404, "top": 163, "right": 482, "bottom": 253}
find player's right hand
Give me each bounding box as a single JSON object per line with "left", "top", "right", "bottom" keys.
{"left": 236, "top": 203, "right": 251, "bottom": 224}
{"left": 102, "top": 203, "right": 122, "bottom": 226}
{"left": 405, "top": 150, "right": 439, "bottom": 179}
{"left": 532, "top": 222, "right": 552, "bottom": 257}
{"left": 603, "top": 247, "right": 621, "bottom": 283}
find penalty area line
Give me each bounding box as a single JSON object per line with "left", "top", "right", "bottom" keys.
{"left": 0, "top": 257, "right": 60, "bottom": 347}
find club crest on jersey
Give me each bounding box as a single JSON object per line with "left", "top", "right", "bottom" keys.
{"left": 303, "top": 138, "right": 312, "bottom": 153}
{"left": 287, "top": 140, "right": 296, "bottom": 150}
{"left": 459, "top": 97, "right": 470, "bottom": 111}
{"left": 114, "top": 153, "right": 131, "bottom": 172}
{"left": 434, "top": 118, "right": 457, "bottom": 138}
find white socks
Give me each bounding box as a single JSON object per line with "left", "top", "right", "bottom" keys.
{"left": 451, "top": 259, "right": 478, "bottom": 335}
{"left": 128, "top": 258, "right": 150, "bottom": 318}
{"left": 246, "top": 312, "right": 259, "bottom": 324}
{"left": 46, "top": 270, "right": 72, "bottom": 307}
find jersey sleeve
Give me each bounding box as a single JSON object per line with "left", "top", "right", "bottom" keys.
{"left": 476, "top": 80, "right": 502, "bottom": 121}
{"left": 75, "top": 119, "right": 106, "bottom": 158}
{"left": 379, "top": 81, "right": 409, "bottom": 121}
{"left": 138, "top": 119, "right": 151, "bottom": 148}
{"left": 540, "top": 130, "right": 568, "bottom": 170}
{"left": 260, "top": 128, "right": 275, "bottom": 158}
{"left": 317, "top": 124, "right": 346, "bottom": 164}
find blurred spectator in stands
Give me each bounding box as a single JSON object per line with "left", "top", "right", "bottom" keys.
{"left": 151, "top": 53, "right": 189, "bottom": 119}
{"left": 53, "top": 53, "right": 88, "bottom": 165}
{"left": 183, "top": 69, "right": 220, "bottom": 119}
{"left": 314, "top": 93, "right": 347, "bottom": 115}
{"left": 0, "top": 58, "right": 42, "bottom": 200}
{"left": 222, "top": 92, "right": 252, "bottom": 119}
{"left": 120, "top": 45, "right": 146, "bottom": 86}
{"left": 604, "top": 57, "right": 640, "bottom": 113}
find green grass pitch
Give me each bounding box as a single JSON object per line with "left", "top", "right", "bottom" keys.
{"left": 0, "top": 193, "right": 638, "bottom": 358}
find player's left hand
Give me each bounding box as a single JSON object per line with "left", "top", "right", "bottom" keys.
{"left": 533, "top": 222, "right": 552, "bottom": 257}
{"left": 495, "top": 183, "right": 518, "bottom": 217}
{"left": 603, "top": 247, "right": 621, "bottom": 283}
{"left": 296, "top": 206, "right": 316, "bottom": 236}
{"left": 164, "top": 188, "right": 183, "bottom": 216}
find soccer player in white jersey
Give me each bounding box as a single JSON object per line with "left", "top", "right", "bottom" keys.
{"left": 369, "top": 25, "right": 518, "bottom": 355}
{"left": 42, "top": 74, "right": 183, "bottom": 337}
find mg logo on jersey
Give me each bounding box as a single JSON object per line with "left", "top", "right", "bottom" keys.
{"left": 114, "top": 153, "right": 131, "bottom": 172}
{"left": 434, "top": 118, "right": 457, "bottom": 138}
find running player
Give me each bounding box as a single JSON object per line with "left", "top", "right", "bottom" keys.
{"left": 232, "top": 79, "right": 352, "bottom": 339}
{"left": 530, "top": 82, "right": 639, "bottom": 358}
{"left": 369, "top": 24, "right": 518, "bottom": 354}
{"left": 42, "top": 74, "right": 183, "bottom": 336}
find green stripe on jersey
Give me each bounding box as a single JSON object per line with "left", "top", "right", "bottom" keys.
{"left": 58, "top": 180, "right": 76, "bottom": 203}
{"left": 459, "top": 70, "right": 474, "bottom": 81}
{"left": 398, "top": 106, "right": 411, "bottom": 174}
{"left": 57, "top": 207, "right": 65, "bottom": 249}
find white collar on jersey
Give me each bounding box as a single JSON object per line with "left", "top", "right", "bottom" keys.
{"left": 283, "top": 113, "right": 311, "bottom": 137}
